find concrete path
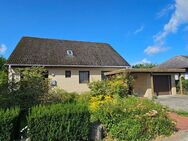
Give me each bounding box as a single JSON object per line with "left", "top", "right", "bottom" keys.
{"left": 161, "top": 130, "right": 188, "bottom": 141}
{"left": 156, "top": 95, "right": 188, "bottom": 112}
{"left": 155, "top": 95, "right": 188, "bottom": 141}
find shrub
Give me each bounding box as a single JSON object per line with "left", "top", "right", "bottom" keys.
{"left": 90, "top": 97, "right": 175, "bottom": 141}
{"left": 0, "top": 107, "right": 20, "bottom": 141}
{"left": 89, "top": 74, "right": 134, "bottom": 97}
{"left": 28, "top": 103, "right": 90, "bottom": 141}
{"left": 76, "top": 92, "right": 91, "bottom": 104}
{"left": 89, "top": 80, "right": 110, "bottom": 96}
{"left": 110, "top": 119, "right": 142, "bottom": 141}
{"left": 181, "top": 78, "right": 188, "bottom": 94}
{"left": 42, "top": 88, "right": 79, "bottom": 104}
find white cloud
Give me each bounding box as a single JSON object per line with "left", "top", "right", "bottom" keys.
{"left": 134, "top": 25, "right": 144, "bottom": 34}
{"left": 136, "top": 58, "right": 151, "bottom": 64}
{"left": 0, "top": 44, "right": 7, "bottom": 54}
{"left": 157, "top": 4, "right": 174, "bottom": 18}
{"left": 144, "top": 45, "right": 169, "bottom": 55}
{"left": 155, "top": 0, "right": 188, "bottom": 42}
{"left": 145, "top": 0, "right": 188, "bottom": 55}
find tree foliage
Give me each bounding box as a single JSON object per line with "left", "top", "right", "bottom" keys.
{"left": 0, "top": 67, "right": 50, "bottom": 109}
{"left": 132, "top": 63, "right": 156, "bottom": 69}
{"left": 0, "top": 56, "right": 6, "bottom": 71}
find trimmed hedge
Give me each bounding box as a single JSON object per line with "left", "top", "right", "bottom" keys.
{"left": 0, "top": 107, "right": 20, "bottom": 141}
{"left": 28, "top": 103, "right": 90, "bottom": 141}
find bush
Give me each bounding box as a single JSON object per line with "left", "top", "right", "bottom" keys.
{"left": 110, "top": 119, "right": 142, "bottom": 141}
{"left": 89, "top": 74, "right": 134, "bottom": 97}
{"left": 181, "top": 78, "right": 188, "bottom": 94}
{"left": 42, "top": 88, "right": 79, "bottom": 104}
{"left": 90, "top": 97, "right": 175, "bottom": 141}
{"left": 0, "top": 107, "right": 20, "bottom": 141}
{"left": 76, "top": 92, "right": 91, "bottom": 104}
{"left": 28, "top": 103, "right": 90, "bottom": 141}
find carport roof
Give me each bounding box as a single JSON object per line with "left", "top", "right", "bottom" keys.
{"left": 105, "top": 68, "right": 185, "bottom": 76}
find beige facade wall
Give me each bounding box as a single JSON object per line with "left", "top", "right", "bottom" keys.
{"left": 133, "top": 73, "right": 152, "bottom": 97}
{"left": 133, "top": 73, "right": 176, "bottom": 97}
{"left": 8, "top": 66, "right": 177, "bottom": 96}
{"left": 48, "top": 67, "right": 119, "bottom": 93}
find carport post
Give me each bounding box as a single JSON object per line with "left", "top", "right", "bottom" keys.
{"left": 179, "top": 74, "right": 183, "bottom": 95}
{"left": 150, "top": 73, "right": 154, "bottom": 98}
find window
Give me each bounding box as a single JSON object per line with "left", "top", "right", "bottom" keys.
{"left": 79, "top": 71, "right": 89, "bottom": 83}
{"left": 65, "top": 70, "right": 71, "bottom": 78}
{"left": 101, "top": 71, "right": 109, "bottom": 80}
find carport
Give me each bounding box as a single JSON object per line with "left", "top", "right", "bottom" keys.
{"left": 105, "top": 68, "right": 185, "bottom": 98}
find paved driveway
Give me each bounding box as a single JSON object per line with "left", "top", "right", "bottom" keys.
{"left": 156, "top": 95, "right": 188, "bottom": 112}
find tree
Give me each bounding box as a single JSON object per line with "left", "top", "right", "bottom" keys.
{"left": 132, "top": 63, "right": 156, "bottom": 69}
{"left": 0, "top": 56, "right": 6, "bottom": 71}
{"left": 0, "top": 67, "right": 50, "bottom": 109}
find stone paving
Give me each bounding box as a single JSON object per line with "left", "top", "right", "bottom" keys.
{"left": 155, "top": 95, "right": 188, "bottom": 141}
{"left": 156, "top": 95, "right": 188, "bottom": 112}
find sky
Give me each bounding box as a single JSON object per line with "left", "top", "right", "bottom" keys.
{"left": 0, "top": 0, "right": 188, "bottom": 65}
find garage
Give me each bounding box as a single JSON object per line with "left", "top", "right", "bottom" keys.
{"left": 153, "top": 75, "right": 171, "bottom": 96}
{"left": 105, "top": 68, "right": 185, "bottom": 98}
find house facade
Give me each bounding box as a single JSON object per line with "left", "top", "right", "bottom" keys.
{"left": 7, "top": 37, "right": 130, "bottom": 93}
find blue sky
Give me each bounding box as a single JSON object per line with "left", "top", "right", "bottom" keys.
{"left": 0, "top": 0, "right": 188, "bottom": 65}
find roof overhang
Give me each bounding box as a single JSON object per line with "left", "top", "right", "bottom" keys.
{"left": 6, "top": 64, "right": 130, "bottom": 68}
{"left": 105, "top": 68, "right": 186, "bottom": 76}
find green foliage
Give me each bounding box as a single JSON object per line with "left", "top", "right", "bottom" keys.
{"left": 28, "top": 103, "right": 90, "bottom": 141}
{"left": 110, "top": 119, "right": 142, "bottom": 141}
{"left": 0, "top": 71, "right": 7, "bottom": 86}
{"left": 0, "top": 56, "right": 6, "bottom": 71}
{"left": 89, "top": 80, "right": 110, "bottom": 96}
{"left": 89, "top": 74, "right": 134, "bottom": 97}
{"left": 175, "top": 110, "right": 188, "bottom": 117}
{"left": 182, "top": 78, "right": 188, "bottom": 94}
{"left": 132, "top": 63, "right": 156, "bottom": 68}
{"left": 91, "top": 97, "right": 175, "bottom": 141}
{"left": 0, "top": 107, "right": 20, "bottom": 141}
{"left": 42, "top": 88, "right": 79, "bottom": 104}
{"left": 77, "top": 92, "right": 91, "bottom": 104}
{"left": 177, "top": 77, "right": 188, "bottom": 94}
{"left": 10, "top": 67, "right": 49, "bottom": 109}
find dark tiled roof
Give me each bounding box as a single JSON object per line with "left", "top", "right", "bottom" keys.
{"left": 7, "top": 37, "right": 130, "bottom": 67}
{"left": 158, "top": 56, "right": 188, "bottom": 69}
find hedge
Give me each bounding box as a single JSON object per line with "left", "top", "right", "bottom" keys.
{"left": 0, "top": 107, "right": 20, "bottom": 141}
{"left": 28, "top": 103, "right": 90, "bottom": 141}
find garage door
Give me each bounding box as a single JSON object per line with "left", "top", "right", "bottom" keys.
{"left": 153, "top": 75, "right": 171, "bottom": 96}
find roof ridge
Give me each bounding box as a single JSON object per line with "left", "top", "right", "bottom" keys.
{"left": 22, "top": 36, "right": 110, "bottom": 45}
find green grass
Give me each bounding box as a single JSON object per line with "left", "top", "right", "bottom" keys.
{"left": 176, "top": 110, "right": 188, "bottom": 117}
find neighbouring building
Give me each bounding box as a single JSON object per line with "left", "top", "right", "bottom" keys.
{"left": 158, "top": 55, "right": 188, "bottom": 79}
{"left": 6, "top": 36, "right": 130, "bottom": 93}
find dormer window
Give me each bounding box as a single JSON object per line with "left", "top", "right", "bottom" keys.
{"left": 67, "top": 50, "right": 73, "bottom": 56}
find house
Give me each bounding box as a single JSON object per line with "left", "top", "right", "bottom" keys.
{"left": 6, "top": 36, "right": 130, "bottom": 93}
{"left": 7, "top": 36, "right": 185, "bottom": 97}
{"left": 158, "top": 55, "right": 188, "bottom": 79}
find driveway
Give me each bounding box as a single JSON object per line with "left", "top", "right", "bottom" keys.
{"left": 156, "top": 95, "right": 188, "bottom": 112}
